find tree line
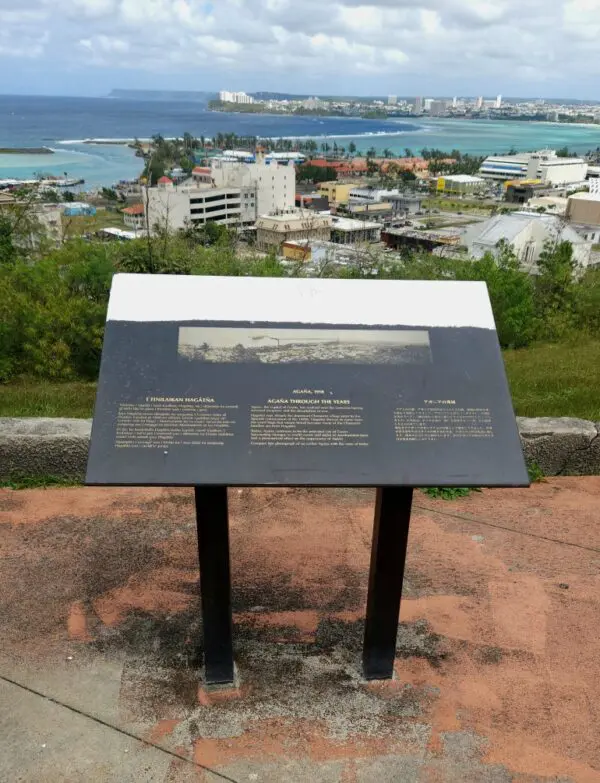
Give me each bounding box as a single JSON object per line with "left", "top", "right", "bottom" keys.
{"left": 2, "top": 205, "right": 600, "bottom": 382}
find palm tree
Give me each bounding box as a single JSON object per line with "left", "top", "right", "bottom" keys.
{"left": 382, "top": 148, "right": 392, "bottom": 159}
{"left": 348, "top": 142, "right": 356, "bottom": 156}
{"left": 182, "top": 132, "right": 195, "bottom": 155}
{"left": 366, "top": 147, "right": 377, "bottom": 158}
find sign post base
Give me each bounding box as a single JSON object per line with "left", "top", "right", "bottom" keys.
{"left": 195, "top": 486, "right": 235, "bottom": 686}
{"left": 195, "top": 484, "right": 414, "bottom": 685}
{"left": 363, "top": 487, "right": 413, "bottom": 680}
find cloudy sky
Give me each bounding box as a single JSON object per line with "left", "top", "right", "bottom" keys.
{"left": 1, "top": 0, "right": 599, "bottom": 99}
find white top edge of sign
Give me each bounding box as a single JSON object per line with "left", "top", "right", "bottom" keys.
{"left": 107, "top": 274, "right": 496, "bottom": 330}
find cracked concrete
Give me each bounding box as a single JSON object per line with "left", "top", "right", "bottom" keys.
{"left": 518, "top": 418, "right": 600, "bottom": 476}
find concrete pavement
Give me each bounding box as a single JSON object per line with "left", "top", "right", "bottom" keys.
{"left": 1, "top": 481, "right": 599, "bottom": 781}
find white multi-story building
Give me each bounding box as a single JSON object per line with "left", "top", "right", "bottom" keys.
{"left": 388, "top": 95, "right": 397, "bottom": 106}
{"left": 146, "top": 177, "right": 256, "bottom": 232}
{"left": 495, "top": 94, "right": 503, "bottom": 109}
{"left": 475, "top": 96, "right": 484, "bottom": 110}
{"left": 209, "top": 155, "right": 295, "bottom": 215}
{"left": 145, "top": 156, "right": 296, "bottom": 233}
{"left": 218, "top": 90, "right": 254, "bottom": 104}
{"left": 479, "top": 150, "right": 588, "bottom": 185}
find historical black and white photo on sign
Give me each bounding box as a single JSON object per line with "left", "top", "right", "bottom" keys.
{"left": 178, "top": 326, "right": 432, "bottom": 365}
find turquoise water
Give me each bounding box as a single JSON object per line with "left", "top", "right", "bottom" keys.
{"left": 0, "top": 144, "right": 141, "bottom": 189}
{"left": 1, "top": 94, "right": 600, "bottom": 188}
{"left": 322, "top": 118, "right": 600, "bottom": 157}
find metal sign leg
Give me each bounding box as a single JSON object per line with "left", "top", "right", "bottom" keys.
{"left": 363, "top": 487, "right": 413, "bottom": 680}
{"left": 195, "top": 486, "right": 235, "bottom": 685}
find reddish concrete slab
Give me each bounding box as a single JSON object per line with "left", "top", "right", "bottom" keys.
{"left": 0, "top": 482, "right": 599, "bottom": 782}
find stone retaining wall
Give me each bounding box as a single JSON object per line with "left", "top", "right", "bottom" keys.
{"left": 1, "top": 417, "right": 599, "bottom": 482}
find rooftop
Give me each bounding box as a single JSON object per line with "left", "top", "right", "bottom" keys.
{"left": 330, "top": 215, "right": 383, "bottom": 231}
{"left": 122, "top": 204, "right": 144, "bottom": 215}
{"left": 441, "top": 175, "right": 485, "bottom": 184}
{"left": 1, "top": 480, "right": 599, "bottom": 780}
{"left": 256, "top": 211, "right": 332, "bottom": 230}
{"left": 569, "top": 191, "right": 600, "bottom": 202}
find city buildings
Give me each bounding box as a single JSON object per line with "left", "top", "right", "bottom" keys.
{"left": 210, "top": 155, "right": 295, "bottom": 215}
{"left": 465, "top": 213, "right": 592, "bottom": 271}
{"left": 480, "top": 150, "right": 588, "bottom": 185}
{"left": 146, "top": 155, "right": 296, "bottom": 232}
{"left": 218, "top": 90, "right": 254, "bottom": 104}
{"left": 317, "top": 182, "right": 358, "bottom": 206}
{"left": 429, "top": 100, "right": 447, "bottom": 117}
{"left": 0, "top": 195, "right": 63, "bottom": 247}
{"left": 122, "top": 204, "right": 145, "bottom": 229}
{"left": 388, "top": 95, "right": 397, "bottom": 106}
{"left": 255, "top": 211, "right": 332, "bottom": 251}
{"left": 386, "top": 193, "right": 424, "bottom": 216}
{"left": 435, "top": 174, "right": 486, "bottom": 195}
{"left": 146, "top": 177, "right": 256, "bottom": 232}
{"left": 348, "top": 186, "right": 396, "bottom": 204}
{"left": 382, "top": 227, "right": 461, "bottom": 253}
{"left": 330, "top": 215, "right": 382, "bottom": 244}
{"left": 566, "top": 192, "right": 600, "bottom": 238}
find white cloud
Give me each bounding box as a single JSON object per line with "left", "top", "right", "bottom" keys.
{"left": 70, "top": 0, "right": 116, "bottom": 16}
{"left": 0, "top": 0, "right": 599, "bottom": 94}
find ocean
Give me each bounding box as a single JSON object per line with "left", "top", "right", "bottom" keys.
{"left": 2, "top": 94, "right": 600, "bottom": 189}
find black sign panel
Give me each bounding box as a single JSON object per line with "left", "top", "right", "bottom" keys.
{"left": 87, "top": 275, "right": 529, "bottom": 487}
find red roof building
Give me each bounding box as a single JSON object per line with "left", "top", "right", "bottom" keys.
{"left": 122, "top": 204, "right": 144, "bottom": 216}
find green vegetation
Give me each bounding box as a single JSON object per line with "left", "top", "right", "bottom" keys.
{"left": 62, "top": 209, "right": 125, "bottom": 238}
{"left": 208, "top": 100, "right": 268, "bottom": 114}
{"left": 2, "top": 198, "right": 600, "bottom": 424}
{"left": 527, "top": 461, "right": 545, "bottom": 484}
{"left": 296, "top": 165, "right": 340, "bottom": 183}
{"left": 420, "top": 148, "right": 486, "bottom": 176}
{"left": 0, "top": 380, "right": 97, "bottom": 417}
{"left": 0, "top": 474, "right": 82, "bottom": 490}
{"left": 504, "top": 337, "right": 600, "bottom": 419}
{"left": 421, "top": 487, "right": 478, "bottom": 500}
{"left": 4, "top": 337, "right": 600, "bottom": 421}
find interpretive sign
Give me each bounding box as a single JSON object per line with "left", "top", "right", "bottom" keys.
{"left": 87, "top": 274, "right": 529, "bottom": 685}
{"left": 87, "top": 274, "right": 528, "bottom": 487}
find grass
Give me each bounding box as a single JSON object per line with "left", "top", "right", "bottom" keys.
{"left": 0, "top": 380, "right": 97, "bottom": 418}
{"left": 62, "top": 209, "right": 125, "bottom": 239}
{"left": 503, "top": 337, "right": 600, "bottom": 420}
{"left": 1, "top": 338, "right": 599, "bottom": 421}
{"left": 421, "top": 487, "right": 478, "bottom": 500}
{"left": 0, "top": 475, "right": 82, "bottom": 490}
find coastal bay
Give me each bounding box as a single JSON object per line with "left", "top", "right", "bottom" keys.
{"left": 1, "top": 94, "right": 600, "bottom": 188}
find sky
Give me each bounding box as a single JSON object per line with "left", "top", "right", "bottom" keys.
{"left": 0, "top": 0, "right": 599, "bottom": 99}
